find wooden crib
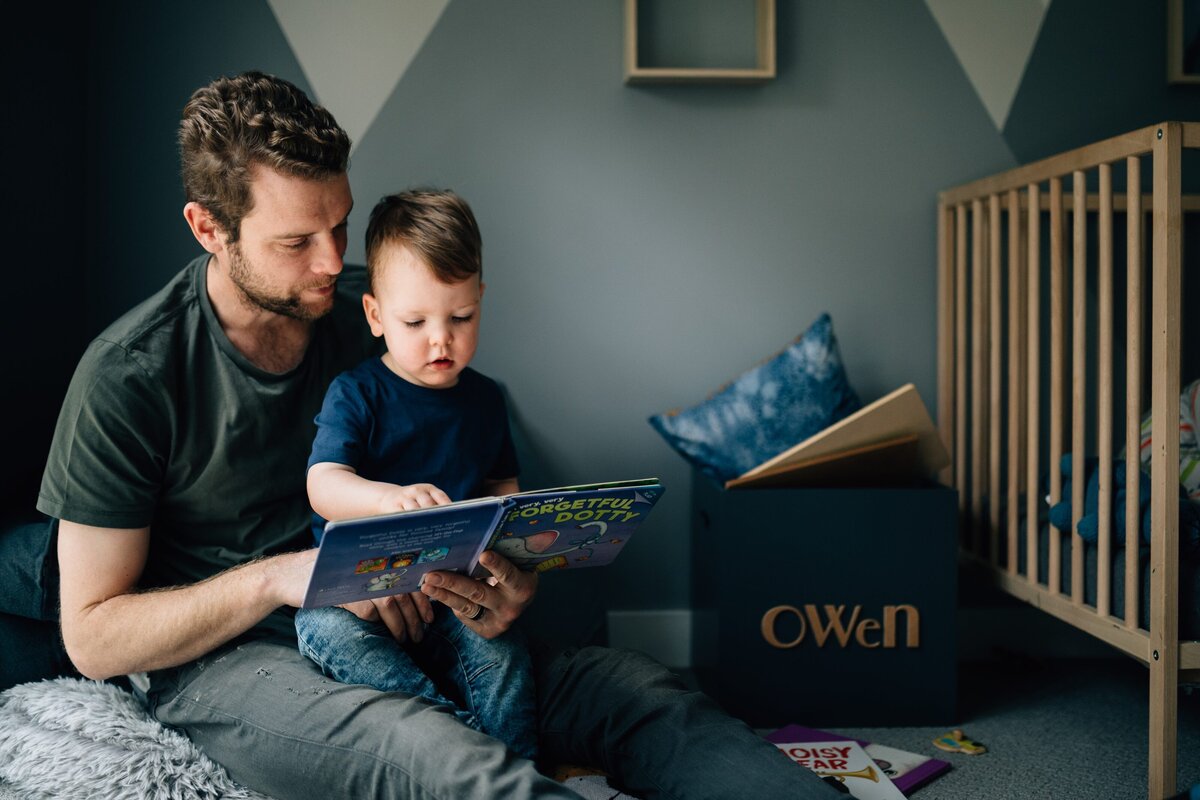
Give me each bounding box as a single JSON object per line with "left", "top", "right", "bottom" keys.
{"left": 936, "top": 121, "right": 1197, "bottom": 798}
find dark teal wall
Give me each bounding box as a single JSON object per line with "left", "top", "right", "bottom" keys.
{"left": 4, "top": 11, "right": 88, "bottom": 509}
{"left": 1003, "top": 0, "right": 1199, "bottom": 393}
{"left": 83, "top": 0, "right": 311, "bottom": 336}
{"left": 1004, "top": 0, "right": 1199, "bottom": 163}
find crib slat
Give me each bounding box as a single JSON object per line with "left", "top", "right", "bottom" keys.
{"left": 989, "top": 194, "right": 1003, "bottom": 567}
{"left": 956, "top": 204, "right": 969, "bottom": 543}
{"left": 1125, "top": 156, "right": 1142, "bottom": 630}
{"left": 1049, "top": 177, "right": 1065, "bottom": 594}
{"left": 1071, "top": 170, "right": 1087, "bottom": 605}
{"left": 971, "top": 199, "right": 987, "bottom": 557}
{"left": 1148, "top": 122, "right": 1182, "bottom": 800}
{"left": 1007, "top": 188, "right": 1023, "bottom": 575}
{"left": 1097, "top": 163, "right": 1114, "bottom": 619}
{"left": 937, "top": 202, "right": 955, "bottom": 488}
{"left": 1026, "top": 183, "right": 1041, "bottom": 585}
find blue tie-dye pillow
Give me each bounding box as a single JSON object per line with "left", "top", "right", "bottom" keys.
{"left": 648, "top": 313, "right": 861, "bottom": 484}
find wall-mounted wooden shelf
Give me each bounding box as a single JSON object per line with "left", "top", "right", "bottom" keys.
{"left": 1167, "top": 0, "right": 1199, "bottom": 84}
{"left": 624, "top": 0, "right": 776, "bottom": 85}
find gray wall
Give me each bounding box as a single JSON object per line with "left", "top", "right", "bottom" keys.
{"left": 349, "top": 0, "right": 1012, "bottom": 611}
{"left": 11, "top": 1, "right": 1191, "bottom": 621}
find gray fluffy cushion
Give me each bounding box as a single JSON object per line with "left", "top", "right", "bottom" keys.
{"left": 0, "top": 678, "right": 273, "bottom": 800}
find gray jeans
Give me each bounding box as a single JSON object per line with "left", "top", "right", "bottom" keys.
{"left": 148, "top": 638, "right": 838, "bottom": 799}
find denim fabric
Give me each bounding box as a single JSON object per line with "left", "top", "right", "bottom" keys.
{"left": 0, "top": 612, "right": 76, "bottom": 691}
{"left": 0, "top": 516, "right": 59, "bottom": 620}
{"left": 295, "top": 604, "right": 537, "bottom": 760}
{"left": 147, "top": 639, "right": 840, "bottom": 800}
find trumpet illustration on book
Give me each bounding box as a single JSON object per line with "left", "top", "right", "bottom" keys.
{"left": 814, "top": 765, "right": 879, "bottom": 784}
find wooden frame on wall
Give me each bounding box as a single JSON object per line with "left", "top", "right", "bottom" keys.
{"left": 1167, "top": 0, "right": 1200, "bottom": 84}
{"left": 624, "top": 0, "right": 776, "bottom": 84}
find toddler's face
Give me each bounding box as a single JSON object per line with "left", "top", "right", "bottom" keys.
{"left": 364, "top": 243, "right": 483, "bottom": 389}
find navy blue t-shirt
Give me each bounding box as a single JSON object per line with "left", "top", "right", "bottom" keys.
{"left": 307, "top": 358, "right": 519, "bottom": 542}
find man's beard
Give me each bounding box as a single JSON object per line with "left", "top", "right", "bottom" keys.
{"left": 227, "top": 243, "right": 334, "bottom": 322}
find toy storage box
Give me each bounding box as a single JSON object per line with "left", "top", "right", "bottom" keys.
{"left": 690, "top": 471, "right": 958, "bottom": 727}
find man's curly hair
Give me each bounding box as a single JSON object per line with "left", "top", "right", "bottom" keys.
{"left": 179, "top": 71, "right": 350, "bottom": 241}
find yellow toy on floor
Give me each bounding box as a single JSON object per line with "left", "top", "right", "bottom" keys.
{"left": 932, "top": 729, "right": 986, "bottom": 755}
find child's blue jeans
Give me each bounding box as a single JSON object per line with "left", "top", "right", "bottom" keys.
{"left": 294, "top": 603, "right": 537, "bottom": 760}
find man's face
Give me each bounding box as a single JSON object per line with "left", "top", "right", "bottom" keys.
{"left": 364, "top": 243, "right": 483, "bottom": 390}
{"left": 222, "top": 166, "right": 353, "bottom": 320}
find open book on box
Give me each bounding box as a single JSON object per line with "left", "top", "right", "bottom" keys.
{"left": 301, "top": 479, "right": 664, "bottom": 608}
{"left": 725, "top": 384, "right": 950, "bottom": 489}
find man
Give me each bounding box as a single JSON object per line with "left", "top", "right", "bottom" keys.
{"left": 40, "top": 71, "right": 836, "bottom": 798}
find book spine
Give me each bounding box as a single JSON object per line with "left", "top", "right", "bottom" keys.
{"left": 468, "top": 502, "right": 510, "bottom": 577}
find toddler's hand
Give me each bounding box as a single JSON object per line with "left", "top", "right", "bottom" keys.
{"left": 378, "top": 483, "right": 452, "bottom": 513}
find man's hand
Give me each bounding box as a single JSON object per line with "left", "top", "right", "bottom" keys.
{"left": 338, "top": 592, "right": 436, "bottom": 643}
{"left": 419, "top": 550, "right": 537, "bottom": 639}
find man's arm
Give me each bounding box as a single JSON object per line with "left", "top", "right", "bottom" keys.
{"left": 58, "top": 520, "right": 314, "bottom": 680}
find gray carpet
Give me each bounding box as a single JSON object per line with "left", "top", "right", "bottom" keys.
{"left": 827, "top": 654, "right": 1200, "bottom": 799}
{"left": 2, "top": 656, "right": 1195, "bottom": 798}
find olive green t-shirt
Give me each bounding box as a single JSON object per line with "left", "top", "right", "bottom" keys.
{"left": 38, "top": 255, "right": 377, "bottom": 640}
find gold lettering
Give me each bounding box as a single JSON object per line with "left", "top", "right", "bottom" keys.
{"left": 855, "top": 618, "right": 882, "bottom": 648}
{"left": 762, "top": 603, "right": 921, "bottom": 649}
{"left": 804, "top": 604, "right": 861, "bottom": 648}
{"left": 883, "top": 604, "right": 920, "bottom": 647}
{"left": 761, "top": 605, "right": 806, "bottom": 649}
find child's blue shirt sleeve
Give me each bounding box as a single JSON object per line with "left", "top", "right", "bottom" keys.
{"left": 308, "top": 373, "right": 371, "bottom": 472}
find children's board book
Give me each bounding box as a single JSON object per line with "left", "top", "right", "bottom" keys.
{"left": 774, "top": 740, "right": 905, "bottom": 800}
{"left": 725, "top": 383, "right": 949, "bottom": 489}
{"left": 767, "top": 724, "right": 951, "bottom": 795}
{"left": 301, "top": 479, "right": 664, "bottom": 608}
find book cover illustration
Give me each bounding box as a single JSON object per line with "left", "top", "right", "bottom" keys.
{"left": 302, "top": 480, "right": 663, "bottom": 608}
{"left": 479, "top": 483, "right": 663, "bottom": 575}
{"left": 766, "top": 724, "right": 950, "bottom": 795}
{"left": 774, "top": 740, "right": 906, "bottom": 800}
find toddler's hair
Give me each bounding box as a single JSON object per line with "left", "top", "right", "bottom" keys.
{"left": 366, "top": 190, "right": 482, "bottom": 290}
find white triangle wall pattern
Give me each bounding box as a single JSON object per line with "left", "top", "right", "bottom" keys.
{"left": 924, "top": 0, "right": 1050, "bottom": 131}
{"left": 267, "top": 0, "right": 451, "bottom": 154}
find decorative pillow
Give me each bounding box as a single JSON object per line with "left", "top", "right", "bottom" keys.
{"left": 648, "top": 313, "right": 861, "bottom": 484}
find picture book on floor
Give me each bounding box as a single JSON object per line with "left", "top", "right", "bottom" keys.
{"left": 767, "top": 724, "right": 951, "bottom": 795}
{"left": 301, "top": 479, "right": 664, "bottom": 608}
{"left": 773, "top": 739, "right": 906, "bottom": 800}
